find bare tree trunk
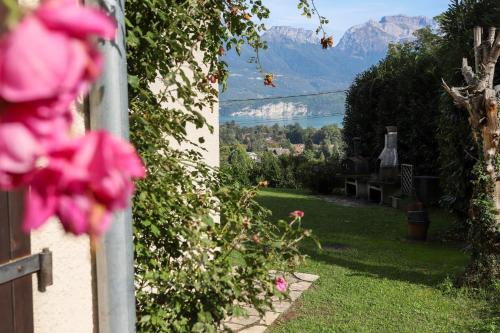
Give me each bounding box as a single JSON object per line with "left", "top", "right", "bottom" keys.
{"left": 443, "top": 27, "right": 500, "bottom": 287}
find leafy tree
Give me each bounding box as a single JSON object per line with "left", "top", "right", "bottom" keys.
{"left": 312, "top": 124, "right": 342, "bottom": 145}
{"left": 286, "top": 123, "right": 306, "bottom": 144}
{"left": 257, "top": 152, "right": 283, "bottom": 187}
{"left": 303, "top": 149, "right": 316, "bottom": 162}
{"left": 305, "top": 138, "right": 314, "bottom": 151}
{"left": 320, "top": 138, "right": 333, "bottom": 159}
{"left": 225, "top": 144, "right": 254, "bottom": 185}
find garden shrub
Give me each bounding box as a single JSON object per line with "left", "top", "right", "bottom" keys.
{"left": 301, "top": 158, "right": 341, "bottom": 194}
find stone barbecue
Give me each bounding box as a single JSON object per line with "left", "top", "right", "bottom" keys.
{"left": 344, "top": 127, "right": 401, "bottom": 205}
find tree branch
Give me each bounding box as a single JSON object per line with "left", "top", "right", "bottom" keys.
{"left": 461, "top": 58, "right": 477, "bottom": 86}
{"left": 442, "top": 79, "right": 471, "bottom": 109}
{"left": 474, "top": 26, "right": 483, "bottom": 73}
{"left": 483, "top": 29, "right": 500, "bottom": 89}
{"left": 487, "top": 27, "right": 496, "bottom": 46}
{"left": 490, "top": 28, "right": 500, "bottom": 64}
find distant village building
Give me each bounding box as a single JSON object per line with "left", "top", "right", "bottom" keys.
{"left": 267, "top": 147, "right": 291, "bottom": 156}
{"left": 247, "top": 152, "right": 261, "bottom": 162}
{"left": 292, "top": 144, "right": 305, "bottom": 155}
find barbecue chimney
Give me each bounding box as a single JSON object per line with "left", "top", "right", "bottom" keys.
{"left": 378, "top": 126, "right": 399, "bottom": 181}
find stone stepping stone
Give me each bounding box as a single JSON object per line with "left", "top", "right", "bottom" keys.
{"left": 223, "top": 272, "right": 319, "bottom": 332}
{"left": 293, "top": 272, "right": 320, "bottom": 282}
{"left": 239, "top": 325, "right": 267, "bottom": 333}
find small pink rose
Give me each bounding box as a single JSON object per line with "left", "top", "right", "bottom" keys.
{"left": 290, "top": 210, "right": 304, "bottom": 218}
{"left": 23, "top": 131, "right": 145, "bottom": 236}
{"left": 36, "top": 0, "right": 116, "bottom": 40}
{"left": 1, "top": 103, "right": 72, "bottom": 147}
{"left": 0, "top": 0, "right": 116, "bottom": 113}
{"left": 0, "top": 103, "right": 72, "bottom": 190}
{"left": 0, "top": 122, "right": 43, "bottom": 189}
{"left": 275, "top": 276, "right": 287, "bottom": 293}
{"left": 57, "top": 193, "right": 112, "bottom": 236}
{"left": 81, "top": 131, "right": 146, "bottom": 210}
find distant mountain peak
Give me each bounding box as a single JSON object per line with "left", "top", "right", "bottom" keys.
{"left": 379, "top": 15, "right": 433, "bottom": 26}
{"left": 263, "top": 26, "right": 320, "bottom": 44}
{"left": 221, "top": 14, "right": 438, "bottom": 118}
{"left": 335, "top": 15, "right": 436, "bottom": 56}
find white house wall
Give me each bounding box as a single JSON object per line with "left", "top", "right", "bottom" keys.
{"left": 149, "top": 50, "right": 220, "bottom": 168}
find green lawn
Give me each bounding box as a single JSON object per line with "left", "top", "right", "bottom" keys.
{"left": 258, "top": 189, "right": 498, "bottom": 333}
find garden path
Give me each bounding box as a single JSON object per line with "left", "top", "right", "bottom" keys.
{"left": 223, "top": 273, "right": 319, "bottom": 332}
{"left": 316, "top": 194, "right": 371, "bottom": 207}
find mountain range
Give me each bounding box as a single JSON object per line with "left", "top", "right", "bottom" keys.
{"left": 220, "top": 15, "right": 436, "bottom": 125}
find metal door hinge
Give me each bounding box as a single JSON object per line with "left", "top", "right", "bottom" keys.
{"left": 0, "top": 248, "right": 53, "bottom": 292}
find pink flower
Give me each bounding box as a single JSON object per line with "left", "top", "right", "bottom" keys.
{"left": 0, "top": 0, "right": 115, "bottom": 192}
{"left": 23, "top": 131, "right": 145, "bottom": 236}
{"left": 290, "top": 210, "right": 305, "bottom": 218}
{"left": 36, "top": 0, "right": 116, "bottom": 40}
{"left": 0, "top": 103, "right": 72, "bottom": 189}
{"left": 1, "top": 103, "right": 72, "bottom": 147}
{"left": 275, "top": 277, "right": 287, "bottom": 293}
{"left": 0, "top": 0, "right": 116, "bottom": 113}
{"left": 0, "top": 122, "right": 43, "bottom": 189}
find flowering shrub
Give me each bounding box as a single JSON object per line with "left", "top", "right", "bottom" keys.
{"left": 0, "top": 0, "right": 144, "bottom": 236}
{"left": 132, "top": 148, "right": 316, "bottom": 331}
{"left": 126, "top": 1, "right": 323, "bottom": 329}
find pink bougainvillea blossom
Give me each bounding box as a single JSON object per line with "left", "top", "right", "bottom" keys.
{"left": 0, "top": 0, "right": 116, "bottom": 113}
{"left": 290, "top": 210, "right": 305, "bottom": 218}
{"left": 0, "top": 122, "right": 43, "bottom": 189}
{"left": 275, "top": 276, "right": 287, "bottom": 293}
{"left": 23, "top": 131, "right": 145, "bottom": 236}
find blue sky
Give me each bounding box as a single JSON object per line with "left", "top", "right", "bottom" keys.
{"left": 264, "top": 0, "right": 450, "bottom": 38}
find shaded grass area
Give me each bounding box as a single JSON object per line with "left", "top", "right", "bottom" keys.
{"left": 258, "top": 189, "right": 498, "bottom": 333}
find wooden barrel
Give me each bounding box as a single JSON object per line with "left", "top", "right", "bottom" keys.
{"left": 407, "top": 210, "right": 429, "bottom": 241}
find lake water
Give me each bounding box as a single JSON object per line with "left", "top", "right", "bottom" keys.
{"left": 219, "top": 114, "right": 344, "bottom": 128}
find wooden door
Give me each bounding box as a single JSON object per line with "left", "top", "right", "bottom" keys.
{"left": 0, "top": 190, "right": 34, "bottom": 333}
